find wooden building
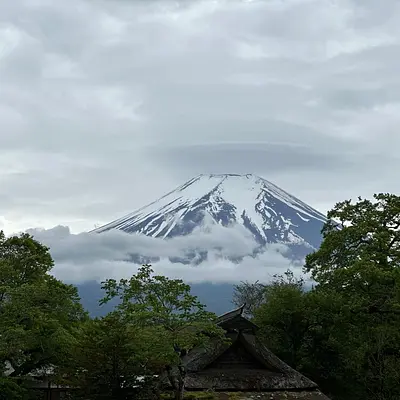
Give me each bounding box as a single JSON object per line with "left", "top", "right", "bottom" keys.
{"left": 164, "top": 305, "right": 331, "bottom": 400}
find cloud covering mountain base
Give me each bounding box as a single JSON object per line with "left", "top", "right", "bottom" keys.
{"left": 26, "top": 223, "right": 303, "bottom": 285}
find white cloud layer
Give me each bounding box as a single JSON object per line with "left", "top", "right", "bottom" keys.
{"left": 1, "top": 0, "right": 399, "bottom": 234}
{"left": 26, "top": 224, "right": 298, "bottom": 284}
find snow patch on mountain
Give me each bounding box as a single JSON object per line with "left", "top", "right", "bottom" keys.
{"left": 93, "top": 174, "right": 326, "bottom": 254}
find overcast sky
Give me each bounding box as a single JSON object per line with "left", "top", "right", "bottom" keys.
{"left": 1, "top": 0, "right": 399, "bottom": 235}
{"left": 1, "top": 0, "right": 400, "bottom": 283}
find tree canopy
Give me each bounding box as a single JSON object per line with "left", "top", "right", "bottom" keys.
{"left": 100, "top": 264, "right": 224, "bottom": 400}
{"left": 59, "top": 312, "right": 157, "bottom": 400}
{"left": 0, "top": 231, "right": 87, "bottom": 398}
{"left": 304, "top": 194, "right": 400, "bottom": 400}
{"left": 238, "top": 194, "right": 400, "bottom": 400}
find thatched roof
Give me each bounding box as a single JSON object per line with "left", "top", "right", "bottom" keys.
{"left": 161, "top": 306, "right": 330, "bottom": 399}
{"left": 177, "top": 331, "right": 318, "bottom": 391}
{"left": 216, "top": 304, "right": 258, "bottom": 332}
{"left": 216, "top": 304, "right": 246, "bottom": 324}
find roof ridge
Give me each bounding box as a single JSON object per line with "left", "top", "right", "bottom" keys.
{"left": 216, "top": 303, "right": 245, "bottom": 322}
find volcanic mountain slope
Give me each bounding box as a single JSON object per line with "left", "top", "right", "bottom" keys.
{"left": 93, "top": 174, "right": 327, "bottom": 255}
{"left": 84, "top": 174, "right": 327, "bottom": 316}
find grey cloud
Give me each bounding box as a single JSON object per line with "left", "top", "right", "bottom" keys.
{"left": 321, "top": 87, "right": 400, "bottom": 111}
{"left": 0, "top": 0, "right": 400, "bottom": 233}
{"left": 154, "top": 141, "right": 357, "bottom": 178}
{"left": 25, "top": 224, "right": 295, "bottom": 284}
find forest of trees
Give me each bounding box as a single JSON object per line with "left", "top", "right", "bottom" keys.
{"left": 1, "top": 193, "right": 399, "bottom": 400}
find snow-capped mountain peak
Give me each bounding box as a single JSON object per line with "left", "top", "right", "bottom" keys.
{"left": 93, "top": 173, "right": 326, "bottom": 251}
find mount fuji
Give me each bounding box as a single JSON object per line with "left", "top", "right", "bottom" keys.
{"left": 93, "top": 173, "right": 326, "bottom": 260}
{"left": 79, "top": 174, "right": 327, "bottom": 316}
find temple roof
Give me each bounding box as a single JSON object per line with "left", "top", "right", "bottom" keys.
{"left": 216, "top": 304, "right": 258, "bottom": 332}
{"left": 216, "top": 304, "right": 246, "bottom": 324}
{"left": 160, "top": 306, "right": 330, "bottom": 398}
{"left": 178, "top": 331, "right": 318, "bottom": 391}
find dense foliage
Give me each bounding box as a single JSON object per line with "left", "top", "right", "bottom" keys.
{"left": 99, "top": 264, "right": 224, "bottom": 400}
{"left": 1, "top": 192, "right": 399, "bottom": 400}
{"left": 235, "top": 193, "right": 400, "bottom": 400}
{"left": 0, "top": 231, "right": 87, "bottom": 399}
{"left": 58, "top": 311, "right": 162, "bottom": 400}
{"left": 0, "top": 235, "right": 222, "bottom": 400}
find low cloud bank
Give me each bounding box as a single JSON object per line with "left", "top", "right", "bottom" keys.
{"left": 25, "top": 223, "right": 305, "bottom": 284}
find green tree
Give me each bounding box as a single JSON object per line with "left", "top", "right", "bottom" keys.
{"left": 232, "top": 270, "right": 304, "bottom": 317}
{"left": 0, "top": 377, "right": 26, "bottom": 400}
{"left": 252, "top": 270, "right": 308, "bottom": 369}
{"left": 100, "top": 264, "right": 224, "bottom": 400}
{"left": 304, "top": 194, "right": 400, "bottom": 400}
{"left": 0, "top": 231, "right": 87, "bottom": 395}
{"left": 299, "top": 289, "right": 357, "bottom": 399}
{"left": 248, "top": 271, "right": 352, "bottom": 398}
{"left": 247, "top": 195, "right": 400, "bottom": 399}
{"left": 232, "top": 280, "right": 266, "bottom": 317}
{"left": 305, "top": 194, "right": 400, "bottom": 299}
{"left": 59, "top": 312, "right": 159, "bottom": 400}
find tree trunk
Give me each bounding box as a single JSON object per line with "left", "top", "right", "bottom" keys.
{"left": 165, "top": 364, "right": 186, "bottom": 400}
{"left": 174, "top": 364, "right": 186, "bottom": 400}
{"left": 175, "top": 383, "right": 184, "bottom": 400}
{"left": 166, "top": 366, "right": 177, "bottom": 390}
